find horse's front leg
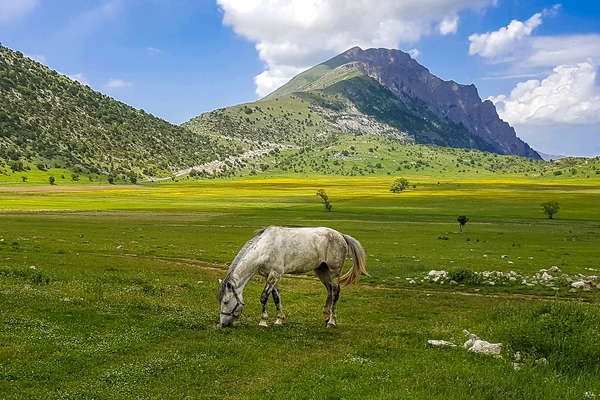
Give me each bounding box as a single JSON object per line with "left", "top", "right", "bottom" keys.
{"left": 272, "top": 286, "right": 285, "bottom": 325}
{"left": 259, "top": 281, "right": 270, "bottom": 327}
{"left": 259, "top": 271, "right": 281, "bottom": 327}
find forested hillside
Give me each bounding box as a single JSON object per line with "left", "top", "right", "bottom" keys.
{"left": 0, "top": 45, "right": 231, "bottom": 179}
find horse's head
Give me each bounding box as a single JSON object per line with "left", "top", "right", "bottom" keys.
{"left": 217, "top": 277, "right": 245, "bottom": 327}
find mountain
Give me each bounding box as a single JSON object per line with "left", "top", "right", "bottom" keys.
{"left": 0, "top": 44, "right": 232, "bottom": 179}
{"left": 265, "top": 46, "right": 540, "bottom": 159}
{"left": 537, "top": 151, "right": 567, "bottom": 161}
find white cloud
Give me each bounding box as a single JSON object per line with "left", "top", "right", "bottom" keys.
{"left": 439, "top": 15, "right": 458, "bottom": 35}
{"left": 408, "top": 48, "right": 420, "bottom": 59}
{"left": 146, "top": 47, "right": 162, "bottom": 56}
{"left": 489, "top": 63, "right": 600, "bottom": 126}
{"left": 469, "top": 12, "right": 542, "bottom": 58}
{"left": 68, "top": 73, "right": 90, "bottom": 86}
{"left": 106, "top": 79, "right": 132, "bottom": 89}
{"left": 523, "top": 35, "right": 600, "bottom": 68}
{"left": 0, "top": 0, "right": 38, "bottom": 21}
{"left": 217, "top": 0, "right": 494, "bottom": 97}
{"left": 254, "top": 65, "right": 306, "bottom": 99}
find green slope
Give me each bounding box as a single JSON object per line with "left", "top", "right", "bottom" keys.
{"left": 0, "top": 45, "right": 232, "bottom": 179}
{"left": 262, "top": 51, "right": 353, "bottom": 99}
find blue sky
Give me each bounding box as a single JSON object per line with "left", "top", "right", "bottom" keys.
{"left": 1, "top": 0, "right": 599, "bottom": 156}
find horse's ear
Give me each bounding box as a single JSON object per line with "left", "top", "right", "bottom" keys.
{"left": 218, "top": 279, "right": 223, "bottom": 284}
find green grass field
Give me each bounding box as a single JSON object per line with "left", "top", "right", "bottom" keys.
{"left": 1, "top": 176, "right": 599, "bottom": 399}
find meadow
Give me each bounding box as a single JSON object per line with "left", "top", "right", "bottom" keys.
{"left": 1, "top": 175, "right": 599, "bottom": 399}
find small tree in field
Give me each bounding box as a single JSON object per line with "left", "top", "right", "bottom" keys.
{"left": 390, "top": 177, "right": 409, "bottom": 192}
{"left": 457, "top": 215, "right": 468, "bottom": 232}
{"left": 541, "top": 201, "right": 560, "bottom": 219}
{"left": 48, "top": 176, "right": 55, "bottom": 185}
{"left": 316, "top": 189, "right": 332, "bottom": 212}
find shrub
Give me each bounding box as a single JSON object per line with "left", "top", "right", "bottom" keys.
{"left": 457, "top": 215, "right": 469, "bottom": 232}
{"left": 390, "top": 177, "right": 409, "bottom": 192}
{"left": 448, "top": 269, "right": 482, "bottom": 285}
{"left": 541, "top": 201, "right": 560, "bottom": 219}
{"left": 494, "top": 303, "right": 600, "bottom": 374}
{"left": 316, "top": 189, "right": 332, "bottom": 212}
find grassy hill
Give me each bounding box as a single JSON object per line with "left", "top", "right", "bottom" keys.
{"left": 0, "top": 45, "right": 238, "bottom": 182}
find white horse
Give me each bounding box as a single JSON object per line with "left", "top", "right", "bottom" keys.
{"left": 217, "top": 226, "right": 367, "bottom": 328}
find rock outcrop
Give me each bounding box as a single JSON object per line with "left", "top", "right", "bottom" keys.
{"left": 333, "top": 47, "right": 540, "bottom": 159}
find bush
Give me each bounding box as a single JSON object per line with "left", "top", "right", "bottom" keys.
{"left": 48, "top": 176, "right": 55, "bottom": 185}
{"left": 390, "top": 177, "right": 409, "bottom": 192}
{"left": 541, "top": 201, "right": 560, "bottom": 219}
{"left": 448, "top": 269, "right": 482, "bottom": 285}
{"left": 457, "top": 215, "right": 469, "bottom": 231}
{"left": 316, "top": 189, "right": 332, "bottom": 212}
{"left": 494, "top": 303, "right": 600, "bottom": 374}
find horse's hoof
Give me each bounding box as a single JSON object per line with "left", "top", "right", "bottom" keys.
{"left": 326, "top": 322, "right": 336, "bottom": 328}
{"left": 274, "top": 318, "right": 284, "bottom": 326}
{"left": 258, "top": 320, "right": 269, "bottom": 327}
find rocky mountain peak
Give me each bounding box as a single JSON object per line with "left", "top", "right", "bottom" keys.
{"left": 333, "top": 46, "right": 540, "bottom": 159}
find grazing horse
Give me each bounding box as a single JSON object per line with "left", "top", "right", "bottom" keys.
{"left": 217, "top": 226, "right": 367, "bottom": 328}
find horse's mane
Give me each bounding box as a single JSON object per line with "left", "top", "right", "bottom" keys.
{"left": 217, "top": 228, "right": 267, "bottom": 302}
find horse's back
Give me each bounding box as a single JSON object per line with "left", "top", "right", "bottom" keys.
{"left": 257, "top": 226, "right": 347, "bottom": 274}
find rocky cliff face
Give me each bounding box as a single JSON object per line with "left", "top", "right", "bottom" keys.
{"left": 334, "top": 47, "right": 540, "bottom": 159}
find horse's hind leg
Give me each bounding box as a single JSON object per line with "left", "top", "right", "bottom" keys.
{"left": 315, "top": 264, "right": 333, "bottom": 325}
{"left": 272, "top": 285, "right": 285, "bottom": 325}
{"left": 327, "top": 279, "right": 341, "bottom": 328}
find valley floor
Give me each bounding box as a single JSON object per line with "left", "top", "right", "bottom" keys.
{"left": 0, "top": 176, "right": 599, "bottom": 399}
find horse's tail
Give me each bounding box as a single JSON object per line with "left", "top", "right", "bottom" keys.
{"left": 340, "top": 234, "right": 368, "bottom": 286}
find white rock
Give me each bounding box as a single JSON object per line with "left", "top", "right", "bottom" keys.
{"left": 541, "top": 272, "right": 553, "bottom": 281}
{"left": 428, "top": 270, "right": 448, "bottom": 278}
{"left": 535, "top": 357, "right": 548, "bottom": 366}
{"left": 588, "top": 275, "right": 598, "bottom": 281}
{"left": 513, "top": 362, "right": 521, "bottom": 371}
{"left": 501, "top": 255, "right": 508, "bottom": 259}
{"left": 29, "top": 265, "right": 36, "bottom": 270}
{"left": 409, "top": 280, "right": 416, "bottom": 284}
{"left": 508, "top": 261, "right": 514, "bottom": 264}
{"left": 427, "top": 340, "right": 457, "bottom": 348}
{"left": 572, "top": 281, "right": 585, "bottom": 288}
{"left": 550, "top": 266, "right": 561, "bottom": 273}
{"left": 463, "top": 330, "right": 502, "bottom": 356}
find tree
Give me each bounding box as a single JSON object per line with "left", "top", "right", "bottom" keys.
{"left": 21, "top": 176, "right": 27, "bottom": 182}
{"left": 316, "top": 189, "right": 332, "bottom": 212}
{"left": 48, "top": 176, "right": 55, "bottom": 185}
{"left": 457, "top": 215, "right": 468, "bottom": 232}
{"left": 541, "top": 201, "right": 560, "bottom": 219}
{"left": 390, "top": 177, "right": 409, "bottom": 193}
